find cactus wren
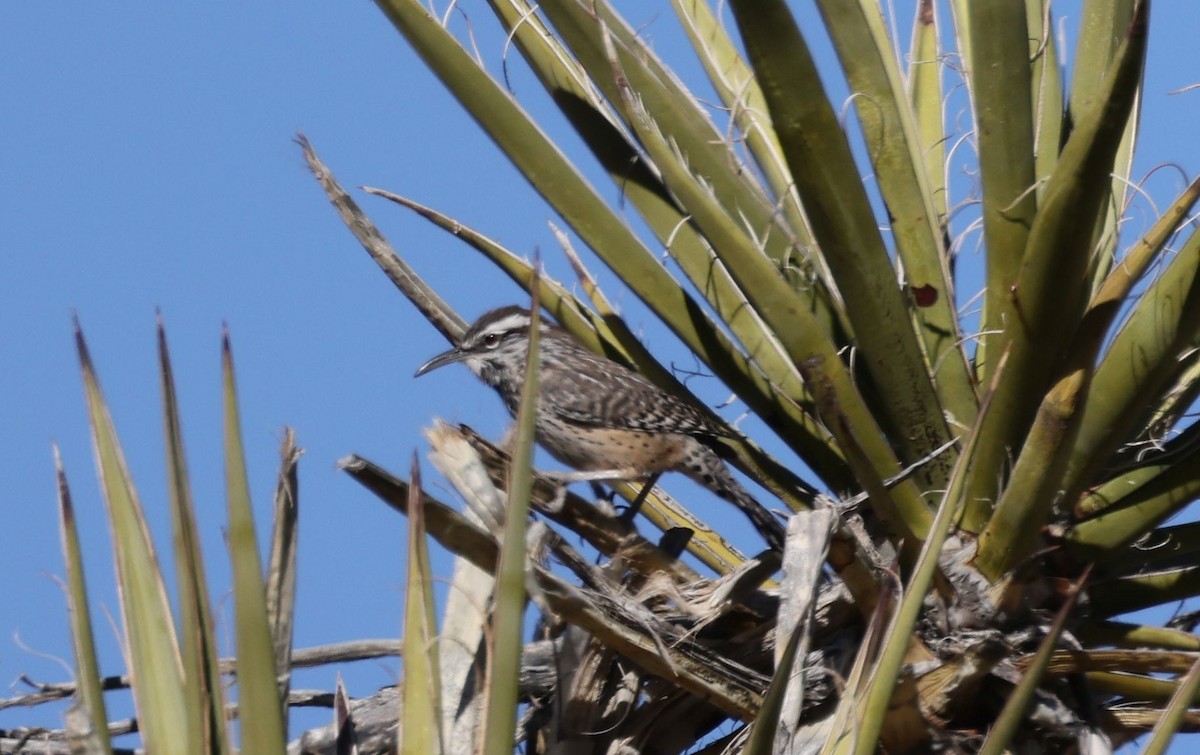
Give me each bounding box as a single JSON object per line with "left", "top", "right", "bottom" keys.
{"left": 415, "top": 306, "right": 785, "bottom": 550}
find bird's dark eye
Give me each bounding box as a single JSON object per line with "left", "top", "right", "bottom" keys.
{"left": 482, "top": 333, "right": 502, "bottom": 348}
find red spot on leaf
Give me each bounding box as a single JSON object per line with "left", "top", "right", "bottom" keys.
{"left": 911, "top": 284, "right": 938, "bottom": 307}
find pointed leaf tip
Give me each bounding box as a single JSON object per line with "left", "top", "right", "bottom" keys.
{"left": 73, "top": 320, "right": 94, "bottom": 374}
{"left": 54, "top": 445, "right": 75, "bottom": 525}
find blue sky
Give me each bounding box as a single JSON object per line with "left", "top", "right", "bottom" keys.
{"left": 3, "top": 1, "right": 1199, "bottom": 748}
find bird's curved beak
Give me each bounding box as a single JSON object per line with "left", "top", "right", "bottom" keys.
{"left": 414, "top": 346, "right": 467, "bottom": 377}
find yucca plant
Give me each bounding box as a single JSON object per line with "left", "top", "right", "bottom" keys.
{"left": 14, "top": 322, "right": 301, "bottom": 753}
{"left": 304, "top": 0, "right": 1200, "bottom": 752}
{"left": 15, "top": 321, "right": 426, "bottom": 753}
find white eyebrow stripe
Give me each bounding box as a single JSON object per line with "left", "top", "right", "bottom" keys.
{"left": 482, "top": 313, "right": 531, "bottom": 335}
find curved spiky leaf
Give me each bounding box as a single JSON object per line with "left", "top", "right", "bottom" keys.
{"left": 1067, "top": 436, "right": 1200, "bottom": 559}
{"left": 54, "top": 448, "right": 113, "bottom": 755}
{"left": 75, "top": 323, "right": 190, "bottom": 754}
{"left": 159, "top": 322, "right": 228, "bottom": 753}
{"left": 667, "top": 0, "right": 815, "bottom": 257}
{"left": 1028, "top": 0, "right": 1064, "bottom": 195}
{"left": 1140, "top": 657, "right": 1200, "bottom": 755}
{"left": 1091, "top": 566, "right": 1200, "bottom": 618}
{"left": 533, "top": 0, "right": 802, "bottom": 271}
{"left": 401, "top": 456, "right": 442, "bottom": 755}
{"left": 815, "top": 0, "right": 976, "bottom": 429}
{"left": 222, "top": 333, "right": 287, "bottom": 752}
{"left": 963, "top": 1, "right": 1147, "bottom": 528}
{"left": 729, "top": 0, "right": 956, "bottom": 491}
{"left": 957, "top": 1, "right": 1037, "bottom": 390}
{"left": 481, "top": 288, "right": 540, "bottom": 755}
{"left": 1068, "top": 225, "right": 1200, "bottom": 493}
{"left": 976, "top": 170, "right": 1189, "bottom": 577}
{"left": 1082, "top": 622, "right": 1200, "bottom": 652}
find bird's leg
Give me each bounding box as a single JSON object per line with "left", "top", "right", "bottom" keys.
{"left": 618, "top": 472, "right": 662, "bottom": 526}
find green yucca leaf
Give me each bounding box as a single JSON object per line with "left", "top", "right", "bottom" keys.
{"left": 1063, "top": 176, "right": 1200, "bottom": 482}
{"left": 422, "top": 447, "right": 496, "bottom": 748}
{"left": 1082, "top": 621, "right": 1200, "bottom": 652}
{"left": 668, "top": 0, "right": 816, "bottom": 257}
{"left": 1141, "top": 348, "right": 1200, "bottom": 440}
{"left": 54, "top": 447, "right": 113, "bottom": 755}
{"left": 1074, "top": 413, "right": 1200, "bottom": 520}
{"left": 729, "top": 0, "right": 956, "bottom": 493}
{"left": 1106, "top": 520, "right": 1200, "bottom": 576}
{"left": 1068, "top": 440, "right": 1200, "bottom": 559}
{"left": 1075, "top": 1, "right": 1137, "bottom": 290}
{"left": 1069, "top": 0, "right": 1138, "bottom": 122}
{"left": 481, "top": 289, "right": 541, "bottom": 755}
{"left": 1090, "top": 566, "right": 1200, "bottom": 619}
{"left": 980, "top": 160, "right": 1191, "bottom": 577}
{"left": 1140, "top": 657, "right": 1200, "bottom": 755}
{"left": 1070, "top": 0, "right": 1140, "bottom": 289}
{"left": 965, "top": 0, "right": 1147, "bottom": 540}
{"left": 1028, "top": 0, "right": 1065, "bottom": 197}
{"left": 222, "top": 332, "right": 287, "bottom": 752}
{"left": 536, "top": 0, "right": 802, "bottom": 272}
{"left": 1087, "top": 670, "right": 1200, "bottom": 706}
{"left": 75, "top": 322, "right": 191, "bottom": 753}
{"left": 815, "top": 0, "right": 976, "bottom": 430}
{"left": 1070, "top": 228, "right": 1200, "bottom": 490}
{"left": 907, "top": 0, "right": 946, "bottom": 224}
{"left": 961, "top": 1, "right": 1037, "bottom": 390}
{"left": 159, "top": 321, "right": 229, "bottom": 753}
{"left": 401, "top": 456, "right": 443, "bottom": 755}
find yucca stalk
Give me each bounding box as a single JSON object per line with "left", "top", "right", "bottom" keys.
{"left": 309, "top": 0, "right": 1200, "bottom": 751}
